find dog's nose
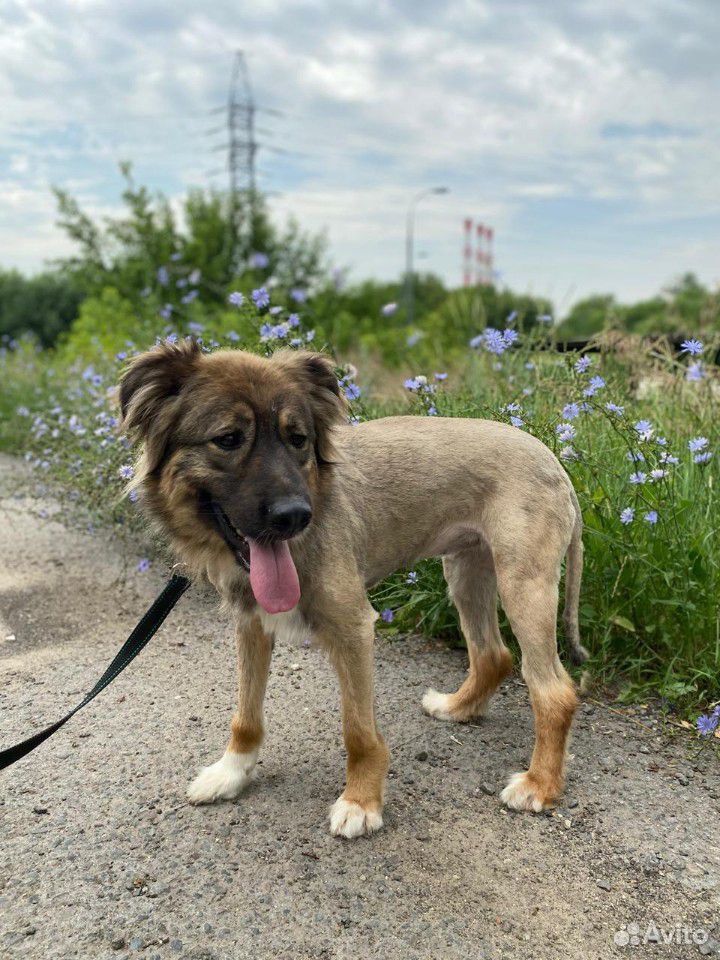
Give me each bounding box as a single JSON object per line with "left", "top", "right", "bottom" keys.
{"left": 266, "top": 498, "right": 312, "bottom": 537}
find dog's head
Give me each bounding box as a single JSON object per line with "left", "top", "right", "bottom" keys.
{"left": 118, "top": 340, "right": 346, "bottom": 612}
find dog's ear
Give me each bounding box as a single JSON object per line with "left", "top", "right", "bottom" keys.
{"left": 118, "top": 338, "right": 201, "bottom": 472}
{"left": 275, "top": 350, "right": 347, "bottom": 463}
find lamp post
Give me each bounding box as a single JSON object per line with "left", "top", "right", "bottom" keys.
{"left": 405, "top": 186, "right": 449, "bottom": 327}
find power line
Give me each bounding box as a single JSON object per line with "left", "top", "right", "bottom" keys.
{"left": 224, "top": 50, "right": 259, "bottom": 268}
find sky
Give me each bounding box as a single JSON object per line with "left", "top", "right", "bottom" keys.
{"left": 1, "top": 0, "right": 719, "bottom": 312}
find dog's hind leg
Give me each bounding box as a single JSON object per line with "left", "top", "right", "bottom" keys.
{"left": 496, "top": 557, "right": 578, "bottom": 813}
{"left": 422, "top": 546, "right": 513, "bottom": 723}
{"left": 563, "top": 495, "right": 589, "bottom": 665}
{"left": 187, "top": 615, "right": 272, "bottom": 804}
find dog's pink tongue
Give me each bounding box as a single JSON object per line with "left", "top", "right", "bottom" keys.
{"left": 248, "top": 539, "right": 301, "bottom": 614}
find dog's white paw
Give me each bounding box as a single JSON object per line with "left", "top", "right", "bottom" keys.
{"left": 187, "top": 749, "right": 258, "bottom": 804}
{"left": 500, "top": 771, "right": 551, "bottom": 813}
{"left": 421, "top": 688, "right": 456, "bottom": 721}
{"left": 329, "top": 797, "right": 383, "bottom": 839}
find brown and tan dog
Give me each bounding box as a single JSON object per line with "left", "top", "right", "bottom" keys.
{"left": 119, "top": 339, "right": 587, "bottom": 838}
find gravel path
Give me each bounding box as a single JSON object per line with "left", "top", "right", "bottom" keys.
{"left": 1, "top": 453, "right": 719, "bottom": 960}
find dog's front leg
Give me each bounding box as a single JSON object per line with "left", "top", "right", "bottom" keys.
{"left": 187, "top": 616, "right": 272, "bottom": 804}
{"left": 324, "top": 616, "right": 389, "bottom": 839}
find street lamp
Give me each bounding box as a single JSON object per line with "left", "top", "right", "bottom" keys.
{"left": 405, "top": 186, "right": 449, "bottom": 327}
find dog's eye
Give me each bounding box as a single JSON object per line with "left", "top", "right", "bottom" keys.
{"left": 212, "top": 430, "right": 244, "bottom": 450}
{"left": 289, "top": 433, "right": 307, "bottom": 449}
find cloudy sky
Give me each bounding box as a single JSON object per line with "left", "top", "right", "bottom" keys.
{"left": 1, "top": 0, "right": 718, "bottom": 310}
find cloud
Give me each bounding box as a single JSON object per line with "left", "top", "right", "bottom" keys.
{"left": 0, "top": 0, "right": 718, "bottom": 305}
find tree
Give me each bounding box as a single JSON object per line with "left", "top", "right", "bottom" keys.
{"left": 556, "top": 295, "right": 619, "bottom": 339}
{"left": 0, "top": 269, "right": 83, "bottom": 345}
{"left": 52, "top": 163, "right": 327, "bottom": 306}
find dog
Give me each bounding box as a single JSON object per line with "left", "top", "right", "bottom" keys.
{"left": 119, "top": 338, "right": 587, "bottom": 838}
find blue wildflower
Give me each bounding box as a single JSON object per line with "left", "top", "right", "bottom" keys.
{"left": 686, "top": 361, "right": 704, "bottom": 381}
{"left": 227, "top": 331, "right": 240, "bottom": 342}
{"left": 694, "top": 452, "right": 713, "bottom": 464}
{"left": 228, "top": 291, "right": 244, "bottom": 306}
{"left": 434, "top": 372, "right": 448, "bottom": 381}
{"left": 381, "top": 302, "right": 398, "bottom": 316}
{"left": 644, "top": 510, "right": 658, "bottom": 525}
{"left": 119, "top": 464, "right": 134, "bottom": 480}
{"left": 634, "top": 420, "right": 653, "bottom": 440}
{"left": 288, "top": 313, "right": 300, "bottom": 328}
{"left": 182, "top": 290, "right": 199, "bottom": 305}
{"left": 697, "top": 713, "right": 719, "bottom": 736}
{"left": 406, "top": 571, "right": 418, "bottom": 584}
{"left": 562, "top": 403, "right": 580, "bottom": 420}
{"left": 344, "top": 383, "right": 361, "bottom": 401}
{"left": 380, "top": 608, "right": 394, "bottom": 623}
{"left": 510, "top": 415, "right": 524, "bottom": 428}
{"left": 688, "top": 437, "right": 708, "bottom": 453}
{"left": 249, "top": 252, "right": 270, "bottom": 269}
{"left": 620, "top": 507, "right": 634, "bottom": 525}
{"left": 157, "top": 266, "right": 169, "bottom": 286}
{"left": 252, "top": 287, "right": 270, "bottom": 309}
{"left": 583, "top": 375, "right": 605, "bottom": 397}
{"left": 556, "top": 423, "right": 576, "bottom": 443}
{"left": 680, "top": 338, "right": 703, "bottom": 356}
{"left": 605, "top": 402, "right": 624, "bottom": 415}
{"left": 290, "top": 288, "right": 306, "bottom": 303}
{"left": 575, "top": 356, "right": 592, "bottom": 373}
{"left": 427, "top": 405, "right": 437, "bottom": 416}
{"left": 629, "top": 471, "right": 647, "bottom": 485}
{"left": 137, "top": 558, "right": 151, "bottom": 573}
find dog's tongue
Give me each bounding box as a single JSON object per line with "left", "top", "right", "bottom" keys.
{"left": 248, "top": 539, "right": 301, "bottom": 614}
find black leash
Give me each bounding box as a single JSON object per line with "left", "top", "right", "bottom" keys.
{"left": 0, "top": 573, "right": 190, "bottom": 772}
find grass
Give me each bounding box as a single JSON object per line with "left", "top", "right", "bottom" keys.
{"left": 1, "top": 300, "right": 719, "bottom": 725}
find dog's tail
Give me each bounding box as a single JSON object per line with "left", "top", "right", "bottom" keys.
{"left": 563, "top": 492, "right": 589, "bottom": 665}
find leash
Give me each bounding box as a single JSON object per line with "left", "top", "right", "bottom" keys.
{"left": 0, "top": 572, "right": 190, "bottom": 772}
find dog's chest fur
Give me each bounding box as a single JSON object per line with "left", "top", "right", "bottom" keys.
{"left": 252, "top": 608, "right": 313, "bottom": 648}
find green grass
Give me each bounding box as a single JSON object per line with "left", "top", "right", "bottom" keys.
{"left": 2, "top": 307, "right": 719, "bottom": 720}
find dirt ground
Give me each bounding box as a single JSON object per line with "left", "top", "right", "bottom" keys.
{"left": 1, "top": 453, "right": 719, "bottom": 959}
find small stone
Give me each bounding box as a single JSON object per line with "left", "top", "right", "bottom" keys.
{"left": 110, "top": 938, "right": 125, "bottom": 951}
{"left": 129, "top": 936, "right": 144, "bottom": 951}
{"left": 415, "top": 751, "right": 428, "bottom": 762}
{"left": 676, "top": 774, "right": 689, "bottom": 786}
{"left": 567, "top": 798, "right": 579, "bottom": 809}
{"left": 170, "top": 940, "right": 183, "bottom": 952}
{"left": 596, "top": 878, "right": 612, "bottom": 891}
{"left": 32, "top": 807, "right": 49, "bottom": 815}
{"left": 479, "top": 782, "right": 495, "bottom": 796}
